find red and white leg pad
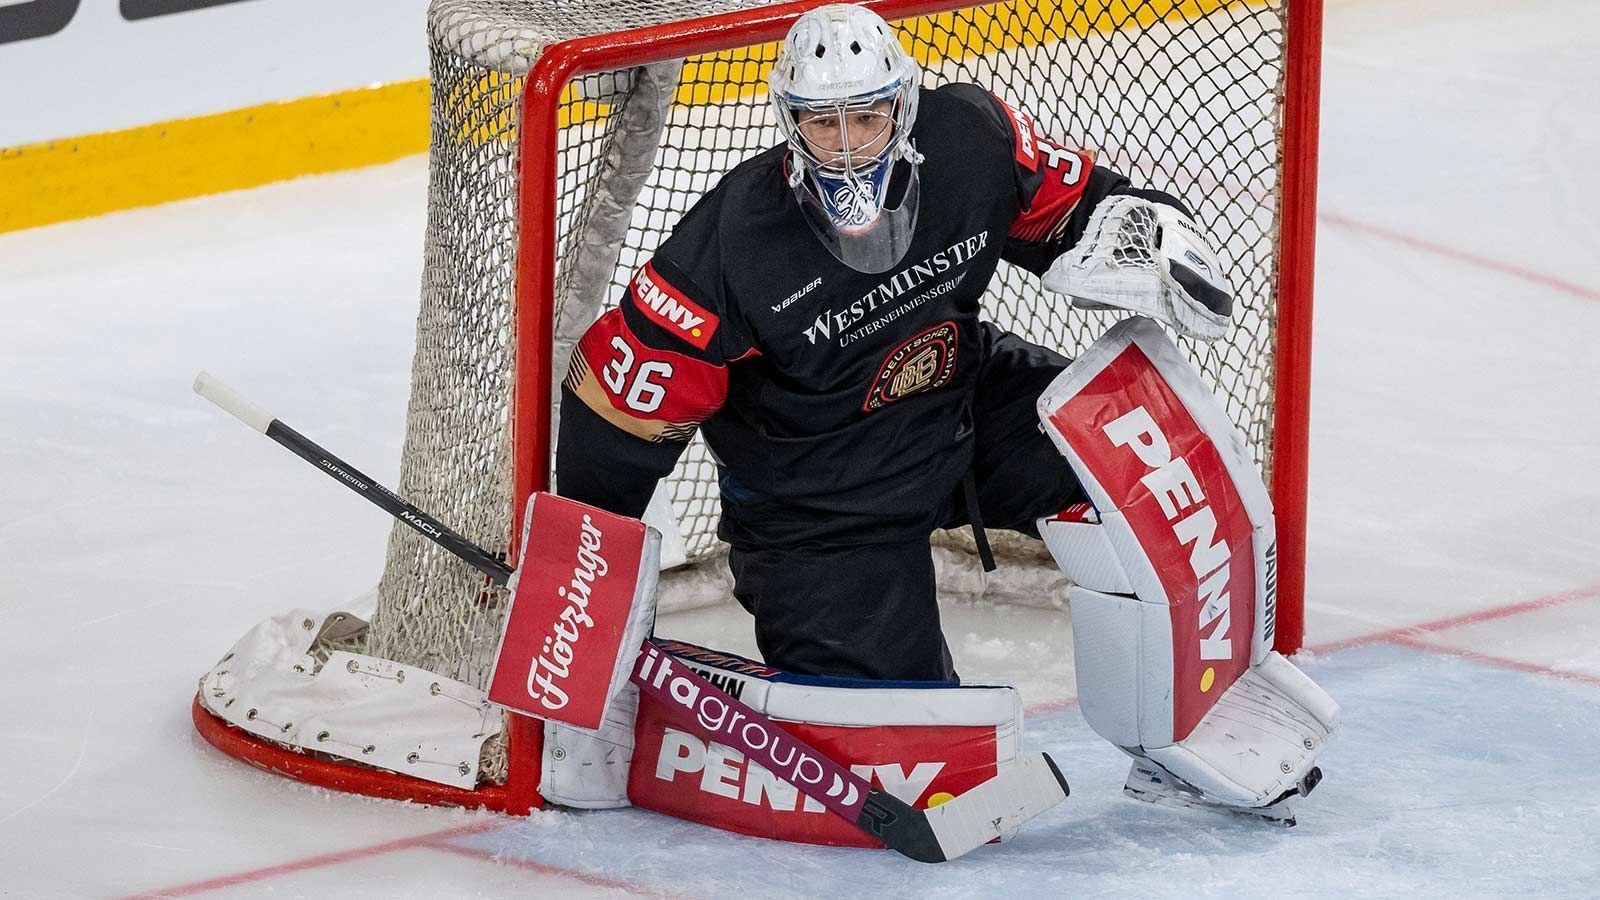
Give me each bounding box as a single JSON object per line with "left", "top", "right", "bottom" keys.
{"left": 534, "top": 636, "right": 1027, "bottom": 844}
{"left": 1035, "top": 317, "right": 1339, "bottom": 813}
{"left": 627, "top": 640, "right": 1024, "bottom": 848}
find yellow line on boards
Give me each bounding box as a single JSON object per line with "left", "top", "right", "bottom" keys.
{"left": 0, "top": 80, "right": 430, "bottom": 235}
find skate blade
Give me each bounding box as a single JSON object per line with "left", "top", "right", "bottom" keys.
{"left": 1123, "top": 763, "right": 1320, "bottom": 827}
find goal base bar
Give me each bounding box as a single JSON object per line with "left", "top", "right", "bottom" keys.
{"left": 190, "top": 695, "right": 543, "bottom": 814}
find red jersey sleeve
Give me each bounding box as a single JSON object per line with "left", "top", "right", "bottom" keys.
{"left": 940, "top": 83, "right": 1132, "bottom": 275}
{"left": 564, "top": 307, "right": 730, "bottom": 444}
{"left": 979, "top": 90, "right": 1099, "bottom": 245}
{"left": 556, "top": 256, "right": 755, "bottom": 517}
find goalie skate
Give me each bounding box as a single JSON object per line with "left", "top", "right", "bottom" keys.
{"left": 1122, "top": 757, "right": 1323, "bottom": 827}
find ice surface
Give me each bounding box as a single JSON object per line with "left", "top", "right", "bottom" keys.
{"left": 3, "top": 0, "right": 1600, "bottom": 896}
{"left": 436, "top": 645, "right": 1600, "bottom": 900}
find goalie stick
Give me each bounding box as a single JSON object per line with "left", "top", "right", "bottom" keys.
{"left": 193, "top": 371, "right": 1070, "bottom": 863}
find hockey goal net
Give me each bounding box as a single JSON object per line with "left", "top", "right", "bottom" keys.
{"left": 193, "top": 0, "right": 1320, "bottom": 814}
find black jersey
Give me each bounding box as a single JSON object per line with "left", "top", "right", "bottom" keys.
{"left": 557, "top": 83, "right": 1158, "bottom": 547}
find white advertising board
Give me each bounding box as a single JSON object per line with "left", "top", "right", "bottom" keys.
{"left": 0, "top": 0, "right": 430, "bottom": 148}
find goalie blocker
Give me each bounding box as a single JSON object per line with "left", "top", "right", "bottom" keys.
{"left": 1036, "top": 316, "right": 1338, "bottom": 819}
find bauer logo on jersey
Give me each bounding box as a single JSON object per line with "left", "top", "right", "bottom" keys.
{"left": 631, "top": 262, "right": 719, "bottom": 351}
{"left": 863, "top": 321, "right": 958, "bottom": 412}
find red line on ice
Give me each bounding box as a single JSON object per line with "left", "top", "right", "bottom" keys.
{"left": 1010, "top": 584, "right": 1600, "bottom": 714}
{"left": 1389, "top": 634, "right": 1600, "bottom": 688}
{"left": 117, "top": 816, "right": 685, "bottom": 899}
{"left": 1106, "top": 150, "right": 1600, "bottom": 306}
{"left": 420, "top": 838, "right": 692, "bottom": 898}
{"left": 1319, "top": 211, "right": 1600, "bottom": 304}
{"left": 1024, "top": 695, "right": 1080, "bottom": 715}
{"left": 1309, "top": 581, "right": 1600, "bottom": 655}
{"left": 118, "top": 821, "right": 503, "bottom": 899}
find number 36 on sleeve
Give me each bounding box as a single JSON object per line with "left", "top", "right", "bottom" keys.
{"left": 564, "top": 309, "right": 730, "bottom": 443}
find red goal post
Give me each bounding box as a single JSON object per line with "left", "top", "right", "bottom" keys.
{"left": 193, "top": 0, "right": 1321, "bottom": 817}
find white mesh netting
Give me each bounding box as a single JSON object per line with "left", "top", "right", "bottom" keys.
{"left": 363, "top": 0, "right": 1291, "bottom": 787}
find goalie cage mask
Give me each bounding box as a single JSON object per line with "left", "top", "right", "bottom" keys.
{"left": 771, "top": 4, "right": 924, "bottom": 274}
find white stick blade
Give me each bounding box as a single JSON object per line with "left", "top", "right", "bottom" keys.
{"left": 193, "top": 371, "right": 274, "bottom": 434}
{"left": 923, "top": 752, "right": 1069, "bottom": 859}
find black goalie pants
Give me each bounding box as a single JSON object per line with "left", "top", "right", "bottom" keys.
{"left": 727, "top": 326, "right": 1086, "bottom": 683}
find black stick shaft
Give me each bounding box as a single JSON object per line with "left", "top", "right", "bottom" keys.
{"left": 265, "top": 418, "right": 513, "bottom": 586}
{"left": 193, "top": 370, "right": 512, "bottom": 585}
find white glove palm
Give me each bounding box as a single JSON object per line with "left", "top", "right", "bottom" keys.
{"left": 1042, "top": 196, "right": 1234, "bottom": 341}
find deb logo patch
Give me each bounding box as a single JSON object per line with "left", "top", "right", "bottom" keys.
{"left": 487, "top": 493, "right": 647, "bottom": 731}
{"left": 632, "top": 262, "right": 719, "bottom": 351}
{"left": 863, "top": 321, "right": 959, "bottom": 412}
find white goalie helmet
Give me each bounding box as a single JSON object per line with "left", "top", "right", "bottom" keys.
{"left": 769, "top": 4, "right": 923, "bottom": 273}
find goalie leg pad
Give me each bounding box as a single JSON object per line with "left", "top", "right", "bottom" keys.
{"left": 1071, "top": 583, "right": 1336, "bottom": 808}
{"left": 1035, "top": 317, "right": 1338, "bottom": 809}
{"left": 628, "top": 640, "right": 1025, "bottom": 849}
{"left": 540, "top": 685, "right": 641, "bottom": 809}
{"left": 1139, "top": 649, "right": 1338, "bottom": 808}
